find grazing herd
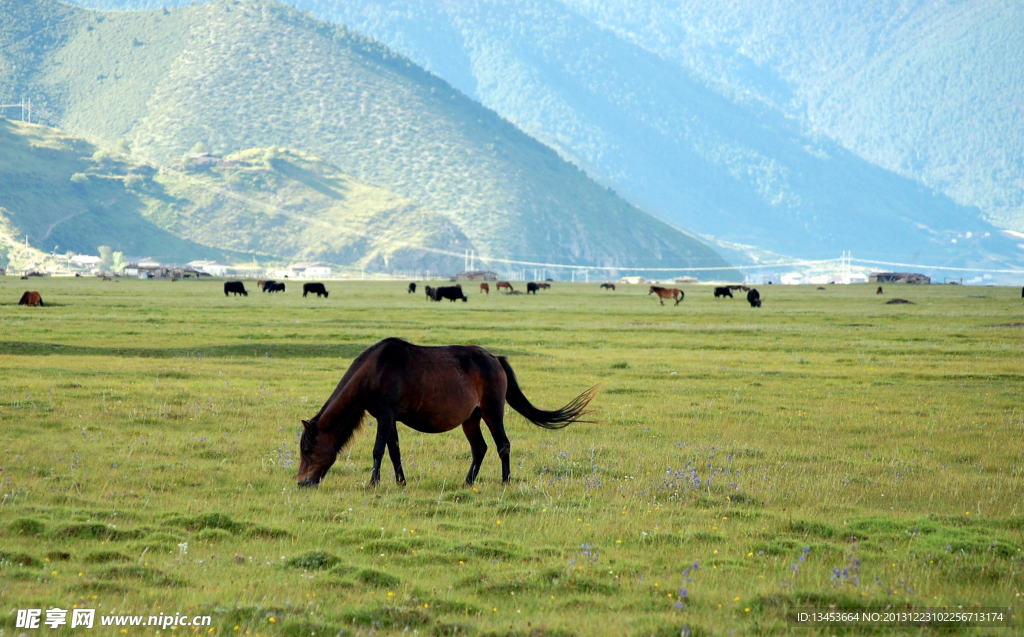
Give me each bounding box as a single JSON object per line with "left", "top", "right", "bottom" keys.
{"left": 13, "top": 279, "right": 762, "bottom": 308}
{"left": 49, "top": 277, "right": 1022, "bottom": 312}
{"left": 222, "top": 280, "right": 331, "bottom": 298}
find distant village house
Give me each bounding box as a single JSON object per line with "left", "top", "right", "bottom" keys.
{"left": 69, "top": 255, "right": 101, "bottom": 269}
{"left": 187, "top": 260, "right": 229, "bottom": 277}
{"left": 284, "top": 263, "right": 332, "bottom": 278}
{"left": 454, "top": 270, "right": 498, "bottom": 281}
{"left": 869, "top": 272, "right": 931, "bottom": 284}
{"left": 124, "top": 258, "right": 168, "bottom": 279}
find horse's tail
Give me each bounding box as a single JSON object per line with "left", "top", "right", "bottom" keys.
{"left": 498, "top": 357, "right": 597, "bottom": 429}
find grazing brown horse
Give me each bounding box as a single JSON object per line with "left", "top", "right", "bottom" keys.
{"left": 538, "top": 283, "right": 551, "bottom": 289}
{"left": 18, "top": 291, "right": 43, "bottom": 306}
{"left": 297, "top": 338, "right": 597, "bottom": 487}
{"left": 480, "top": 282, "right": 489, "bottom": 294}
{"left": 600, "top": 282, "right": 615, "bottom": 290}
{"left": 496, "top": 281, "right": 513, "bottom": 293}
{"left": 877, "top": 286, "right": 884, "bottom": 295}
{"left": 649, "top": 285, "right": 683, "bottom": 306}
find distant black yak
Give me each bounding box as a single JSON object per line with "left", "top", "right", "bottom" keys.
{"left": 224, "top": 281, "right": 248, "bottom": 297}
{"left": 747, "top": 288, "right": 761, "bottom": 308}
{"left": 303, "top": 282, "right": 328, "bottom": 298}
{"left": 432, "top": 285, "right": 467, "bottom": 302}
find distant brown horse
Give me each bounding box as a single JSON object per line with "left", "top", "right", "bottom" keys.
{"left": 877, "top": 286, "right": 883, "bottom": 295}
{"left": 480, "top": 282, "right": 489, "bottom": 294}
{"left": 538, "top": 283, "right": 551, "bottom": 289}
{"left": 297, "top": 338, "right": 597, "bottom": 487}
{"left": 497, "top": 281, "right": 514, "bottom": 293}
{"left": 649, "top": 285, "right": 683, "bottom": 306}
{"left": 600, "top": 282, "right": 615, "bottom": 290}
{"left": 18, "top": 291, "right": 43, "bottom": 306}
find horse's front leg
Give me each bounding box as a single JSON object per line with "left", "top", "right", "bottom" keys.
{"left": 387, "top": 424, "right": 406, "bottom": 485}
{"left": 369, "top": 414, "right": 394, "bottom": 487}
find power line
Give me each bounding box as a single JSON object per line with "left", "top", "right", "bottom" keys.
{"left": 849, "top": 258, "right": 1024, "bottom": 275}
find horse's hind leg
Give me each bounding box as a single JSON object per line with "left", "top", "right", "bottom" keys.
{"left": 462, "top": 408, "right": 487, "bottom": 485}
{"left": 481, "top": 405, "right": 512, "bottom": 483}
{"left": 386, "top": 425, "right": 406, "bottom": 485}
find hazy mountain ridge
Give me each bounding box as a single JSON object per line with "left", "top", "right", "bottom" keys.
{"left": 560, "top": 0, "right": 1024, "bottom": 231}
{"left": 73, "top": 0, "right": 1024, "bottom": 270}
{"left": 298, "top": 0, "right": 1021, "bottom": 267}
{"left": 2, "top": 0, "right": 735, "bottom": 277}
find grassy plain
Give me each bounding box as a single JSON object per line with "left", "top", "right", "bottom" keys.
{"left": 0, "top": 278, "right": 1021, "bottom": 635}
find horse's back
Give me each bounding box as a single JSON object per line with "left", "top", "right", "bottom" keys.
{"left": 355, "top": 339, "right": 503, "bottom": 429}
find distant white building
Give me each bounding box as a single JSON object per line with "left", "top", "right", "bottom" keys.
{"left": 780, "top": 272, "right": 804, "bottom": 285}
{"left": 187, "top": 260, "right": 229, "bottom": 277}
{"left": 620, "top": 276, "right": 646, "bottom": 284}
{"left": 69, "top": 255, "right": 101, "bottom": 268}
{"left": 289, "top": 262, "right": 332, "bottom": 278}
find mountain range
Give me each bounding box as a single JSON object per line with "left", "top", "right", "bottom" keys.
{"left": 1, "top": 0, "right": 734, "bottom": 277}
{"left": 63, "top": 0, "right": 1024, "bottom": 273}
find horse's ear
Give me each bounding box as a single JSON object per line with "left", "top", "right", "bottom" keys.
{"left": 302, "top": 419, "right": 315, "bottom": 430}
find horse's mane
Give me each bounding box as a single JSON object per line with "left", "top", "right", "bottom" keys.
{"left": 301, "top": 409, "right": 367, "bottom": 457}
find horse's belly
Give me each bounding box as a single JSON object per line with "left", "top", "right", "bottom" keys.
{"left": 399, "top": 407, "right": 474, "bottom": 433}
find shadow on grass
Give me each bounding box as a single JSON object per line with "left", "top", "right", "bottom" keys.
{"left": 0, "top": 341, "right": 534, "bottom": 359}
{"left": 0, "top": 341, "right": 369, "bottom": 359}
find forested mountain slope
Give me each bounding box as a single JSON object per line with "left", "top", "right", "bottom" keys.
{"left": 0, "top": 120, "right": 234, "bottom": 263}
{"left": 1, "top": 0, "right": 734, "bottom": 276}
{"left": 0, "top": 120, "right": 475, "bottom": 271}
{"left": 72, "top": 0, "right": 1024, "bottom": 270}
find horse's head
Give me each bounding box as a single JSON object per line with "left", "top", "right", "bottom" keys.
{"left": 648, "top": 286, "right": 656, "bottom": 294}
{"left": 297, "top": 418, "right": 338, "bottom": 487}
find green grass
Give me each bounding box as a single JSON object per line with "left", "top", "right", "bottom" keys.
{"left": 0, "top": 279, "right": 1021, "bottom": 635}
